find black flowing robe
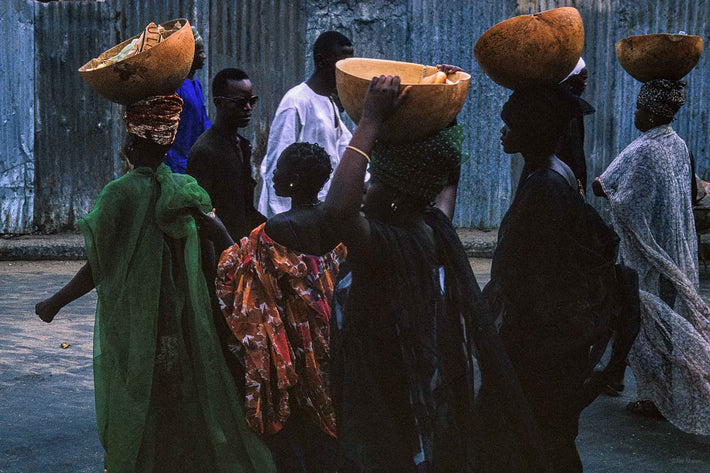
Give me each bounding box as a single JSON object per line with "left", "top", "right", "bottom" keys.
{"left": 332, "top": 208, "right": 544, "bottom": 473}
{"left": 477, "top": 159, "right": 595, "bottom": 473}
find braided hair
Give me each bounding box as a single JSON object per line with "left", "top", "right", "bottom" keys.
{"left": 278, "top": 142, "right": 333, "bottom": 195}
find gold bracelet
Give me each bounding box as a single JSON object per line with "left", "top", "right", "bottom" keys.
{"left": 346, "top": 145, "right": 370, "bottom": 162}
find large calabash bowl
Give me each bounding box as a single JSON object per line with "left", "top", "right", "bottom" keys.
{"left": 615, "top": 33, "right": 703, "bottom": 83}
{"left": 336, "top": 58, "right": 470, "bottom": 143}
{"left": 474, "top": 7, "right": 584, "bottom": 89}
{"left": 78, "top": 19, "right": 194, "bottom": 105}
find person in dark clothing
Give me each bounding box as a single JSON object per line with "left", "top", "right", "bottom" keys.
{"left": 318, "top": 71, "right": 545, "bottom": 473}
{"left": 188, "top": 68, "right": 265, "bottom": 240}
{"left": 477, "top": 86, "right": 599, "bottom": 473}
{"left": 557, "top": 58, "right": 595, "bottom": 193}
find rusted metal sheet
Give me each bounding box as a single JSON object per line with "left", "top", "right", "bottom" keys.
{"left": 1, "top": 0, "right": 34, "bottom": 233}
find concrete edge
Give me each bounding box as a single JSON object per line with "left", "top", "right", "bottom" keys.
{"left": 0, "top": 230, "right": 498, "bottom": 261}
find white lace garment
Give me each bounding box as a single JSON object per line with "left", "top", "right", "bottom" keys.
{"left": 600, "top": 124, "right": 710, "bottom": 435}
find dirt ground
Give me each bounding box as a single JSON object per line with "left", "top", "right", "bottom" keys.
{"left": 1, "top": 260, "right": 709, "bottom": 472}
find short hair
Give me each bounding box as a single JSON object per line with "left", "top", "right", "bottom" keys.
{"left": 278, "top": 143, "right": 333, "bottom": 195}
{"left": 212, "top": 68, "right": 249, "bottom": 96}
{"left": 313, "top": 31, "right": 352, "bottom": 59}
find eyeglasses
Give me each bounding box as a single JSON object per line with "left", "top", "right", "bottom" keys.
{"left": 215, "top": 95, "right": 259, "bottom": 108}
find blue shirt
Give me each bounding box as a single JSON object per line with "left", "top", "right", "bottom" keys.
{"left": 164, "top": 78, "right": 211, "bottom": 173}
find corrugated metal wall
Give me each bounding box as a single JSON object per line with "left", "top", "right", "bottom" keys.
{"left": 1, "top": 0, "right": 34, "bottom": 233}
{"left": 306, "top": 0, "right": 518, "bottom": 228}
{"left": 514, "top": 0, "right": 710, "bottom": 221}
{"left": 26, "top": 0, "right": 306, "bottom": 233}
{"left": 2, "top": 0, "right": 708, "bottom": 232}
{"left": 407, "top": 0, "right": 518, "bottom": 228}
{"left": 34, "top": 0, "right": 120, "bottom": 232}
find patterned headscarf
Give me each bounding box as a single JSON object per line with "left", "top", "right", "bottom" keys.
{"left": 369, "top": 124, "right": 468, "bottom": 203}
{"left": 124, "top": 94, "right": 183, "bottom": 145}
{"left": 637, "top": 79, "right": 687, "bottom": 118}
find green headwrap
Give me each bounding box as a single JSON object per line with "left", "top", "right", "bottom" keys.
{"left": 369, "top": 124, "right": 468, "bottom": 202}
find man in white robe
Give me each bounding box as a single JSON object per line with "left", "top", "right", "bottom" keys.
{"left": 258, "top": 31, "right": 354, "bottom": 217}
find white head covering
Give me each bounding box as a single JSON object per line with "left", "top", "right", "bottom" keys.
{"left": 562, "top": 57, "right": 586, "bottom": 83}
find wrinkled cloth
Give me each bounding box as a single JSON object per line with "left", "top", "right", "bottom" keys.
{"left": 369, "top": 124, "right": 467, "bottom": 203}
{"left": 637, "top": 79, "right": 687, "bottom": 118}
{"left": 600, "top": 124, "right": 710, "bottom": 435}
{"left": 78, "top": 164, "right": 275, "bottom": 472}
{"left": 164, "top": 78, "right": 211, "bottom": 173}
{"left": 480, "top": 159, "right": 597, "bottom": 473}
{"left": 331, "top": 208, "right": 533, "bottom": 473}
{"left": 216, "top": 223, "right": 346, "bottom": 437}
{"left": 258, "top": 83, "right": 352, "bottom": 217}
{"left": 124, "top": 94, "right": 183, "bottom": 145}
{"left": 556, "top": 91, "right": 595, "bottom": 192}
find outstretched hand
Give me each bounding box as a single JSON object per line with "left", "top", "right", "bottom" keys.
{"left": 360, "top": 75, "right": 411, "bottom": 127}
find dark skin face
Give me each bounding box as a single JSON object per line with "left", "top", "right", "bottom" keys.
{"left": 564, "top": 67, "right": 588, "bottom": 96}
{"left": 309, "top": 44, "right": 354, "bottom": 96}
{"left": 191, "top": 43, "right": 206, "bottom": 71}
{"left": 633, "top": 103, "right": 672, "bottom": 132}
{"left": 214, "top": 79, "right": 254, "bottom": 129}
{"left": 500, "top": 124, "right": 524, "bottom": 155}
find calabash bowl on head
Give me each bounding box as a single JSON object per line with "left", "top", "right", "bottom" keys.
{"left": 474, "top": 7, "right": 585, "bottom": 90}
{"left": 78, "top": 18, "right": 194, "bottom": 105}
{"left": 336, "top": 58, "right": 470, "bottom": 144}
{"left": 615, "top": 33, "right": 703, "bottom": 83}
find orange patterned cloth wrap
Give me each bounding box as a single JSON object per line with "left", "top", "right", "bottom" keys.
{"left": 216, "top": 223, "right": 346, "bottom": 437}
{"left": 124, "top": 93, "right": 183, "bottom": 145}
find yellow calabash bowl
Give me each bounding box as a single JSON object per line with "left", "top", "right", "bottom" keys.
{"left": 78, "top": 19, "right": 194, "bottom": 105}
{"left": 336, "top": 58, "right": 470, "bottom": 143}
{"left": 474, "top": 7, "right": 584, "bottom": 89}
{"left": 615, "top": 33, "right": 703, "bottom": 83}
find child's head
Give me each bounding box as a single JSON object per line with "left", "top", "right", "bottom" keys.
{"left": 272, "top": 143, "right": 332, "bottom": 200}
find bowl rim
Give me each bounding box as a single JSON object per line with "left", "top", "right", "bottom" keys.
{"left": 336, "top": 57, "right": 471, "bottom": 85}
{"left": 78, "top": 18, "right": 191, "bottom": 73}
{"left": 615, "top": 32, "right": 703, "bottom": 46}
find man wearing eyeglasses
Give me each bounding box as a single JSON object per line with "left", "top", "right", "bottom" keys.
{"left": 187, "top": 68, "right": 265, "bottom": 241}
{"left": 258, "top": 31, "right": 354, "bottom": 217}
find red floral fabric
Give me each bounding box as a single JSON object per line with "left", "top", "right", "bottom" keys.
{"left": 216, "top": 223, "right": 345, "bottom": 437}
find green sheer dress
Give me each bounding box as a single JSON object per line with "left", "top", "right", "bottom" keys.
{"left": 78, "top": 164, "right": 274, "bottom": 473}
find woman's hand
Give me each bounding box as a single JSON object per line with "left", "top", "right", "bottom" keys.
{"left": 360, "top": 75, "right": 410, "bottom": 128}
{"left": 436, "top": 64, "right": 463, "bottom": 74}
{"left": 193, "top": 209, "right": 234, "bottom": 252}
{"left": 592, "top": 177, "right": 607, "bottom": 199}
{"left": 36, "top": 298, "right": 60, "bottom": 323}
